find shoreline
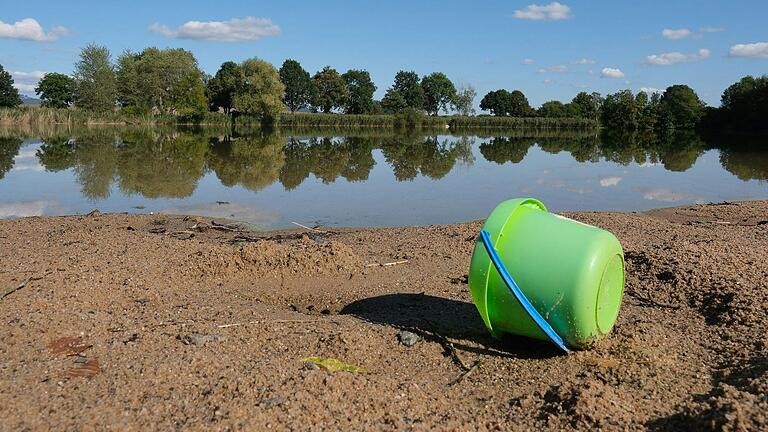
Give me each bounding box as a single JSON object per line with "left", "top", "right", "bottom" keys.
{"left": 1, "top": 202, "right": 766, "bottom": 430}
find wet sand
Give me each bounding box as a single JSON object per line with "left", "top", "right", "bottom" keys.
{"left": 1, "top": 202, "right": 766, "bottom": 431}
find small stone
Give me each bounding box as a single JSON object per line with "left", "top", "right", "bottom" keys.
{"left": 398, "top": 330, "right": 420, "bottom": 347}
{"left": 260, "top": 396, "right": 287, "bottom": 409}
{"left": 73, "top": 356, "right": 88, "bottom": 364}
{"left": 303, "top": 361, "right": 320, "bottom": 370}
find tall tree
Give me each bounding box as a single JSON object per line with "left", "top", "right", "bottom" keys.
{"left": 659, "top": 85, "right": 705, "bottom": 128}
{"left": 279, "top": 59, "right": 313, "bottom": 112}
{"left": 0, "top": 64, "right": 22, "bottom": 108}
{"left": 35, "top": 73, "right": 76, "bottom": 108}
{"left": 206, "top": 61, "right": 241, "bottom": 113}
{"left": 233, "top": 58, "right": 285, "bottom": 123}
{"left": 538, "top": 100, "right": 568, "bottom": 118}
{"left": 479, "top": 89, "right": 533, "bottom": 116}
{"left": 116, "top": 47, "right": 204, "bottom": 115}
{"left": 391, "top": 71, "right": 425, "bottom": 110}
{"left": 601, "top": 90, "right": 638, "bottom": 130}
{"left": 311, "top": 66, "right": 347, "bottom": 113}
{"left": 342, "top": 69, "right": 377, "bottom": 114}
{"left": 171, "top": 69, "right": 208, "bottom": 120}
{"left": 380, "top": 90, "right": 408, "bottom": 114}
{"left": 74, "top": 44, "right": 117, "bottom": 111}
{"left": 421, "top": 72, "right": 456, "bottom": 115}
{"left": 453, "top": 84, "right": 477, "bottom": 116}
{"left": 508, "top": 90, "right": 534, "bottom": 117}
{"left": 571, "top": 91, "right": 602, "bottom": 120}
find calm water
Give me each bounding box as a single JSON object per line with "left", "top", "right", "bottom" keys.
{"left": 0, "top": 127, "right": 766, "bottom": 228}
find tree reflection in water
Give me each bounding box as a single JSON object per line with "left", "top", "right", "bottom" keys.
{"left": 12, "top": 126, "right": 764, "bottom": 200}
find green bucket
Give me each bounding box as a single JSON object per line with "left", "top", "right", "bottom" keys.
{"left": 469, "top": 198, "right": 625, "bottom": 349}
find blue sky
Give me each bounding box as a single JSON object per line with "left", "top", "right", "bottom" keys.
{"left": 1, "top": 1, "right": 767, "bottom": 107}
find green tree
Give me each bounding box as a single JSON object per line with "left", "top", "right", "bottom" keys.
{"left": 479, "top": 89, "right": 533, "bottom": 116}
{"left": 207, "top": 61, "right": 241, "bottom": 113}
{"left": 311, "top": 66, "right": 347, "bottom": 113}
{"left": 35, "top": 73, "right": 76, "bottom": 108}
{"left": 659, "top": 85, "right": 705, "bottom": 129}
{"left": 381, "top": 90, "right": 409, "bottom": 113}
{"left": 279, "top": 59, "right": 313, "bottom": 112}
{"left": 391, "top": 71, "right": 425, "bottom": 110}
{"left": 571, "top": 91, "right": 602, "bottom": 120}
{"left": 453, "top": 84, "right": 477, "bottom": 116}
{"left": 116, "top": 47, "right": 205, "bottom": 115}
{"left": 74, "top": 44, "right": 117, "bottom": 111}
{"left": 171, "top": 69, "right": 208, "bottom": 120}
{"left": 538, "top": 100, "right": 568, "bottom": 118}
{"left": 233, "top": 58, "right": 285, "bottom": 123}
{"left": 342, "top": 69, "right": 377, "bottom": 114}
{"left": 0, "top": 65, "right": 22, "bottom": 108}
{"left": 601, "top": 90, "right": 638, "bottom": 130}
{"left": 421, "top": 72, "right": 456, "bottom": 115}
{"left": 707, "top": 75, "right": 768, "bottom": 133}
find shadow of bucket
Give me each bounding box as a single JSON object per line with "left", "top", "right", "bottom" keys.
{"left": 469, "top": 198, "right": 625, "bottom": 349}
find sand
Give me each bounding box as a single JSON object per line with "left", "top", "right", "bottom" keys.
{"left": 0, "top": 202, "right": 766, "bottom": 431}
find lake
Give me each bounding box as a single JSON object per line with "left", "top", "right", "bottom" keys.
{"left": 0, "top": 127, "right": 766, "bottom": 228}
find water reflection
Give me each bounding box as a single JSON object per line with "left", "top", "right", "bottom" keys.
{"left": 0, "top": 127, "right": 765, "bottom": 203}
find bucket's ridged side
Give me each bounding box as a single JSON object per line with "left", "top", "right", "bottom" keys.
{"left": 468, "top": 198, "right": 546, "bottom": 339}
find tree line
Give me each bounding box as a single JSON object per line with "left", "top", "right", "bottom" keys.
{"left": 0, "top": 44, "right": 765, "bottom": 132}
{"left": 478, "top": 85, "right": 709, "bottom": 130}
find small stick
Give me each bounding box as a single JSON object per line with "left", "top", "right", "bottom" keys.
{"left": 291, "top": 222, "right": 325, "bottom": 233}
{"left": 1, "top": 276, "right": 42, "bottom": 300}
{"left": 217, "top": 318, "right": 336, "bottom": 328}
{"left": 448, "top": 360, "right": 483, "bottom": 386}
{"left": 365, "top": 260, "right": 409, "bottom": 268}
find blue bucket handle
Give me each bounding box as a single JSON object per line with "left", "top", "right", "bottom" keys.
{"left": 480, "top": 230, "right": 570, "bottom": 353}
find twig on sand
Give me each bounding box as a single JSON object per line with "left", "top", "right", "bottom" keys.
{"left": 429, "top": 331, "right": 470, "bottom": 371}
{"left": 448, "top": 359, "right": 484, "bottom": 386}
{"left": 210, "top": 221, "right": 240, "bottom": 232}
{"left": 217, "top": 319, "right": 330, "bottom": 328}
{"left": 1, "top": 276, "right": 43, "bottom": 300}
{"left": 291, "top": 222, "right": 326, "bottom": 233}
{"left": 365, "top": 260, "right": 409, "bottom": 268}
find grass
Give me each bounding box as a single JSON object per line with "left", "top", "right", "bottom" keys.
{"left": 1, "top": 106, "right": 600, "bottom": 131}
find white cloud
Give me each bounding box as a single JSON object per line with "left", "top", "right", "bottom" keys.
{"left": 601, "top": 67, "right": 625, "bottom": 79}
{"left": 639, "top": 87, "right": 664, "bottom": 94}
{"left": 537, "top": 65, "right": 568, "bottom": 73}
{"left": 11, "top": 70, "right": 47, "bottom": 80}
{"left": 0, "top": 18, "right": 68, "bottom": 42}
{"left": 13, "top": 83, "right": 37, "bottom": 93}
{"left": 640, "top": 188, "right": 702, "bottom": 203}
{"left": 10, "top": 71, "right": 48, "bottom": 95}
{"left": 0, "top": 200, "right": 56, "bottom": 218}
{"left": 520, "top": 58, "right": 536, "bottom": 65}
{"left": 599, "top": 176, "right": 622, "bottom": 187}
{"left": 729, "top": 42, "right": 768, "bottom": 58}
{"left": 700, "top": 27, "right": 725, "bottom": 33}
{"left": 149, "top": 17, "right": 280, "bottom": 42}
{"left": 514, "top": 2, "right": 572, "bottom": 21}
{"left": 542, "top": 79, "right": 553, "bottom": 84}
{"left": 572, "top": 58, "right": 596, "bottom": 65}
{"left": 661, "top": 28, "right": 701, "bottom": 40}
{"left": 646, "top": 48, "right": 710, "bottom": 65}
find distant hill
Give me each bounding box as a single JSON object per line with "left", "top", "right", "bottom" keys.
{"left": 21, "top": 95, "right": 41, "bottom": 105}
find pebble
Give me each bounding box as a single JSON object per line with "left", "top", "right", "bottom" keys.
{"left": 398, "top": 330, "right": 420, "bottom": 347}
{"left": 260, "top": 396, "right": 287, "bottom": 409}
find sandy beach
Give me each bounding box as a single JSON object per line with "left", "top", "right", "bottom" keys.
{"left": 1, "top": 202, "right": 766, "bottom": 431}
